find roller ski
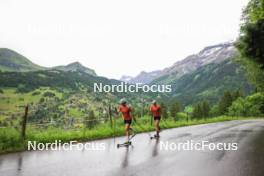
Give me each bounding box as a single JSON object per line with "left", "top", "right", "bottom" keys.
{"left": 117, "top": 141, "right": 132, "bottom": 148}
{"left": 150, "top": 134, "right": 160, "bottom": 140}
{"left": 117, "top": 128, "right": 135, "bottom": 148}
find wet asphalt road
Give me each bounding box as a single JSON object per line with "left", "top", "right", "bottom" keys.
{"left": 1, "top": 120, "right": 264, "bottom": 176}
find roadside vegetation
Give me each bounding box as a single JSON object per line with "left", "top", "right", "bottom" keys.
{"left": 0, "top": 115, "right": 261, "bottom": 154}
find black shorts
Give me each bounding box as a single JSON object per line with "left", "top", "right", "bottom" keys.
{"left": 154, "top": 116, "right": 161, "bottom": 121}
{"left": 124, "top": 119, "right": 132, "bottom": 125}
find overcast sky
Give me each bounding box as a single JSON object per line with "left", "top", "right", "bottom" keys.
{"left": 0, "top": 0, "right": 249, "bottom": 79}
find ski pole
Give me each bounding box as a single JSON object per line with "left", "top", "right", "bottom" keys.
{"left": 150, "top": 115, "right": 153, "bottom": 126}
{"left": 128, "top": 128, "right": 136, "bottom": 140}
{"left": 113, "top": 107, "right": 119, "bottom": 141}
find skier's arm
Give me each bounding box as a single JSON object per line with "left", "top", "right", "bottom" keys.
{"left": 114, "top": 106, "right": 120, "bottom": 117}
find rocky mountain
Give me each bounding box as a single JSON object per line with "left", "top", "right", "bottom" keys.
{"left": 121, "top": 42, "right": 236, "bottom": 84}
{"left": 151, "top": 42, "right": 253, "bottom": 104}
{"left": 120, "top": 70, "right": 162, "bottom": 84}
{"left": 53, "top": 62, "right": 96, "bottom": 76}
{"left": 120, "top": 75, "right": 133, "bottom": 83}
{"left": 156, "top": 42, "right": 236, "bottom": 84}
{"left": 0, "top": 48, "right": 46, "bottom": 72}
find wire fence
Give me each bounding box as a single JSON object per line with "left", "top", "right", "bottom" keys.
{"left": 0, "top": 104, "right": 127, "bottom": 139}
{"left": 0, "top": 104, "right": 173, "bottom": 139}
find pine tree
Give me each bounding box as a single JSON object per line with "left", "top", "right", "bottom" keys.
{"left": 237, "top": 0, "right": 264, "bottom": 67}
{"left": 197, "top": 104, "right": 203, "bottom": 119}
{"left": 192, "top": 103, "right": 203, "bottom": 119}
{"left": 169, "top": 102, "right": 181, "bottom": 121}
{"left": 201, "top": 101, "right": 210, "bottom": 118}
{"left": 236, "top": 0, "right": 264, "bottom": 90}
{"left": 218, "top": 91, "right": 233, "bottom": 115}
{"left": 160, "top": 102, "right": 168, "bottom": 119}
{"left": 232, "top": 89, "right": 243, "bottom": 101}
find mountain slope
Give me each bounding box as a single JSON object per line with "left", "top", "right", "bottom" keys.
{"left": 0, "top": 48, "right": 45, "bottom": 72}
{"left": 120, "top": 70, "right": 162, "bottom": 84}
{"left": 121, "top": 42, "right": 236, "bottom": 84}
{"left": 159, "top": 59, "right": 253, "bottom": 105}
{"left": 120, "top": 75, "right": 134, "bottom": 83}
{"left": 0, "top": 69, "right": 149, "bottom": 124}
{"left": 53, "top": 62, "right": 96, "bottom": 76}
{"left": 157, "top": 43, "right": 236, "bottom": 83}
{"left": 0, "top": 48, "right": 96, "bottom": 76}
{"left": 140, "top": 42, "right": 253, "bottom": 105}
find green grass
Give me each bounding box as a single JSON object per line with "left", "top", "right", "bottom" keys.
{"left": 0, "top": 116, "right": 262, "bottom": 154}
{"left": 68, "top": 108, "right": 85, "bottom": 118}
{"left": 0, "top": 87, "right": 64, "bottom": 124}
{"left": 0, "top": 128, "right": 24, "bottom": 153}
{"left": 0, "top": 87, "right": 103, "bottom": 118}
{"left": 0, "top": 87, "right": 62, "bottom": 111}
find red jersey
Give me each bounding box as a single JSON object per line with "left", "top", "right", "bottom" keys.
{"left": 150, "top": 105, "right": 161, "bottom": 117}
{"left": 118, "top": 105, "right": 132, "bottom": 120}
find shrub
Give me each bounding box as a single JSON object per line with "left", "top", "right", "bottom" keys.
{"left": 32, "top": 91, "right": 41, "bottom": 96}
{"left": 43, "top": 91, "right": 55, "bottom": 97}
{"left": 176, "top": 112, "right": 188, "bottom": 121}
{"left": 16, "top": 84, "right": 31, "bottom": 93}
{"left": 39, "top": 97, "right": 45, "bottom": 103}
{"left": 228, "top": 93, "right": 264, "bottom": 117}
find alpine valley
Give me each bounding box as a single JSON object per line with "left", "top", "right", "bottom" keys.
{"left": 0, "top": 42, "right": 253, "bottom": 125}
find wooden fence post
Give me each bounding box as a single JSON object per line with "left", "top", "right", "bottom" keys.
{"left": 108, "top": 104, "right": 113, "bottom": 128}
{"left": 21, "top": 105, "right": 29, "bottom": 140}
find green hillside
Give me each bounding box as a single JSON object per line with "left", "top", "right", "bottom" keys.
{"left": 0, "top": 69, "right": 150, "bottom": 126}
{"left": 152, "top": 59, "right": 253, "bottom": 105}
{"left": 53, "top": 62, "right": 96, "bottom": 76}
{"left": 0, "top": 69, "right": 112, "bottom": 91}
{"left": 0, "top": 48, "right": 45, "bottom": 72}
